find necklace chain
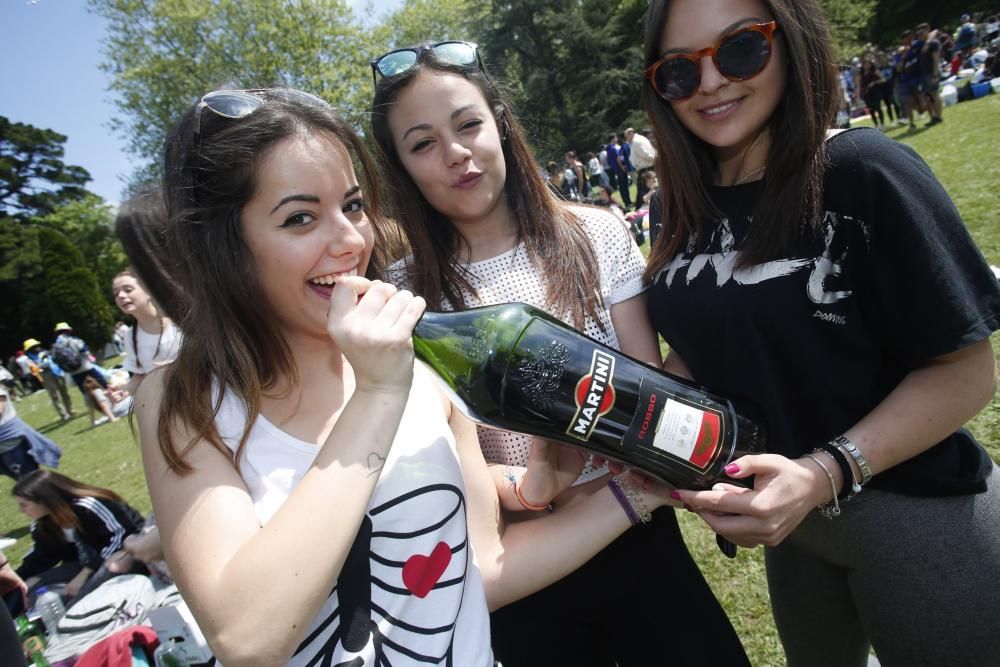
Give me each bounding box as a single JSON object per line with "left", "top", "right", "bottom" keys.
{"left": 733, "top": 165, "right": 767, "bottom": 186}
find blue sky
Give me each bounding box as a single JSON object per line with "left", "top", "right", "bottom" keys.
{"left": 1, "top": 0, "right": 403, "bottom": 206}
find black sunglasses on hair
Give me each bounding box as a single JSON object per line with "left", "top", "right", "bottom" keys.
{"left": 369, "top": 41, "right": 482, "bottom": 86}
{"left": 645, "top": 21, "right": 779, "bottom": 101}
{"left": 193, "top": 88, "right": 331, "bottom": 141}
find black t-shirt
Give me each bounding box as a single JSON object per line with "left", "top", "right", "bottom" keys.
{"left": 646, "top": 128, "right": 1000, "bottom": 496}
{"left": 919, "top": 39, "right": 941, "bottom": 77}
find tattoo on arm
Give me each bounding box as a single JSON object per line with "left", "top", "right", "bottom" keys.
{"left": 502, "top": 466, "right": 517, "bottom": 487}
{"left": 367, "top": 452, "right": 387, "bottom": 477}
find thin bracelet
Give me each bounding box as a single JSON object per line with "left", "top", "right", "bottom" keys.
{"left": 805, "top": 452, "right": 841, "bottom": 519}
{"left": 818, "top": 442, "right": 861, "bottom": 501}
{"left": 513, "top": 481, "right": 551, "bottom": 512}
{"left": 611, "top": 474, "right": 653, "bottom": 524}
{"left": 831, "top": 435, "right": 872, "bottom": 485}
{"left": 608, "top": 478, "right": 641, "bottom": 525}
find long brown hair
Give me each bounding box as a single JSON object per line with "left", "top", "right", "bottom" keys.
{"left": 13, "top": 470, "right": 125, "bottom": 537}
{"left": 370, "top": 55, "right": 605, "bottom": 330}
{"left": 641, "top": 0, "right": 838, "bottom": 281}
{"left": 113, "top": 268, "right": 165, "bottom": 371}
{"left": 159, "top": 92, "right": 402, "bottom": 474}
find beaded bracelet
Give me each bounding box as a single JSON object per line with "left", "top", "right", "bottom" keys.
{"left": 831, "top": 435, "right": 872, "bottom": 486}
{"left": 805, "top": 451, "right": 841, "bottom": 519}
{"left": 818, "top": 441, "right": 861, "bottom": 502}
{"left": 513, "top": 481, "right": 552, "bottom": 512}
{"left": 609, "top": 475, "right": 652, "bottom": 525}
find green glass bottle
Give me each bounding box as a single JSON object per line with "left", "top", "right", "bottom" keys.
{"left": 413, "top": 302, "right": 765, "bottom": 490}
{"left": 15, "top": 615, "right": 50, "bottom": 667}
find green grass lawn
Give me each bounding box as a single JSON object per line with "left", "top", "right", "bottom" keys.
{"left": 2, "top": 95, "right": 998, "bottom": 665}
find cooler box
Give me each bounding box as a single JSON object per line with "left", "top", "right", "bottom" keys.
{"left": 941, "top": 84, "right": 958, "bottom": 106}
{"left": 971, "top": 82, "right": 991, "bottom": 99}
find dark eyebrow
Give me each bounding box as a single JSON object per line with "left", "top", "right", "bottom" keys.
{"left": 270, "top": 194, "right": 319, "bottom": 215}
{"left": 661, "top": 17, "right": 766, "bottom": 56}
{"left": 344, "top": 185, "right": 361, "bottom": 199}
{"left": 402, "top": 104, "right": 480, "bottom": 141}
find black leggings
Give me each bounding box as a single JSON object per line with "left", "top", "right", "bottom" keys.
{"left": 490, "top": 507, "right": 749, "bottom": 666}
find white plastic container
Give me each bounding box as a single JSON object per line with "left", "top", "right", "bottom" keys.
{"left": 35, "top": 586, "right": 66, "bottom": 638}
{"left": 941, "top": 84, "right": 958, "bottom": 106}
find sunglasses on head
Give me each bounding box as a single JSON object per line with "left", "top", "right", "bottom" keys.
{"left": 645, "top": 21, "right": 779, "bottom": 102}
{"left": 369, "top": 40, "right": 481, "bottom": 85}
{"left": 193, "top": 88, "right": 331, "bottom": 141}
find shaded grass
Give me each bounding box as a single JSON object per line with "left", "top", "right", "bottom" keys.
{"left": 0, "top": 96, "right": 996, "bottom": 665}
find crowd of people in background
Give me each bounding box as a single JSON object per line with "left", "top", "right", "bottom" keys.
{"left": 840, "top": 11, "right": 1000, "bottom": 132}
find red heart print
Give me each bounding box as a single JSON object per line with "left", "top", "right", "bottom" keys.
{"left": 402, "top": 542, "right": 452, "bottom": 598}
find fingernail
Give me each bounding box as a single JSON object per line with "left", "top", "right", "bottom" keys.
{"left": 724, "top": 463, "right": 741, "bottom": 475}
{"left": 670, "top": 490, "right": 682, "bottom": 501}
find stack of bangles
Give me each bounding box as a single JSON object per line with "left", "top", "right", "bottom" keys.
{"left": 809, "top": 435, "right": 873, "bottom": 520}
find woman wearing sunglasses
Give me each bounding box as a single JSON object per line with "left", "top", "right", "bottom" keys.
{"left": 642, "top": 0, "right": 1000, "bottom": 665}
{"left": 369, "top": 42, "right": 748, "bottom": 666}
{"left": 138, "top": 86, "right": 683, "bottom": 667}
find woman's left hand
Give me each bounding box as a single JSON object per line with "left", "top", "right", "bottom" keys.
{"left": 64, "top": 570, "right": 90, "bottom": 598}
{"left": 672, "top": 453, "right": 835, "bottom": 548}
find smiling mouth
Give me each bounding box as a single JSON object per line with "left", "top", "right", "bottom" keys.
{"left": 308, "top": 267, "right": 358, "bottom": 287}
{"left": 699, "top": 98, "right": 742, "bottom": 117}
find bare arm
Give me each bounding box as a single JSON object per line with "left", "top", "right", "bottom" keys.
{"left": 680, "top": 339, "right": 998, "bottom": 547}
{"left": 454, "top": 408, "right": 679, "bottom": 611}
{"left": 137, "top": 280, "right": 425, "bottom": 666}
{"left": 610, "top": 292, "right": 662, "bottom": 368}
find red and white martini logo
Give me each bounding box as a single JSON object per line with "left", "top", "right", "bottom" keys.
{"left": 567, "top": 350, "right": 616, "bottom": 441}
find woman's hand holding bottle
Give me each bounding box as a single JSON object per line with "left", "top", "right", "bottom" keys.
{"left": 672, "top": 453, "right": 842, "bottom": 548}
{"left": 327, "top": 277, "right": 426, "bottom": 394}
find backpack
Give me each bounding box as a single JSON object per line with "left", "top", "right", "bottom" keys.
{"left": 52, "top": 337, "right": 85, "bottom": 372}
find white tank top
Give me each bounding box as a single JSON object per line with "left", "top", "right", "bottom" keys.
{"left": 213, "top": 365, "right": 493, "bottom": 666}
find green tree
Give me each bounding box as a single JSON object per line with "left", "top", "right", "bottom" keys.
{"left": 33, "top": 228, "right": 116, "bottom": 351}
{"left": 0, "top": 116, "right": 92, "bottom": 219}
{"left": 90, "top": 0, "right": 372, "bottom": 177}
{"left": 38, "top": 195, "right": 127, "bottom": 306}
{"left": 821, "top": 0, "right": 877, "bottom": 60}
{"left": 368, "top": 0, "right": 489, "bottom": 53}
{"left": 482, "top": 0, "right": 649, "bottom": 160}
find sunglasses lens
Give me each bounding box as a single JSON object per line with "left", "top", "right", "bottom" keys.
{"left": 201, "top": 91, "right": 264, "bottom": 119}
{"left": 432, "top": 42, "right": 477, "bottom": 66}
{"left": 271, "top": 89, "right": 331, "bottom": 109}
{"left": 377, "top": 50, "right": 419, "bottom": 77}
{"left": 656, "top": 58, "right": 700, "bottom": 100}
{"left": 717, "top": 29, "right": 771, "bottom": 79}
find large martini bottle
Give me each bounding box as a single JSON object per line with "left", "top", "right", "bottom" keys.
{"left": 412, "top": 302, "right": 765, "bottom": 490}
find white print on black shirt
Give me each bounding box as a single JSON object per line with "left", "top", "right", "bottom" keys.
{"left": 654, "top": 212, "right": 869, "bottom": 316}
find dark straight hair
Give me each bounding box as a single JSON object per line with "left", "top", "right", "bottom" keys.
{"left": 641, "top": 0, "right": 838, "bottom": 282}
{"left": 369, "top": 55, "right": 605, "bottom": 330}
{"left": 159, "top": 94, "right": 402, "bottom": 474}
{"left": 13, "top": 470, "right": 125, "bottom": 542}
{"left": 114, "top": 188, "right": 189, "bottom": 323}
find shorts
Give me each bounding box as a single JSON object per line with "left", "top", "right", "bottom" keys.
{"left": 897, "top": 80, "right": 919, "bottom": 99}
{"left": 921, "top": 76, "right": 940, "bottom": 94}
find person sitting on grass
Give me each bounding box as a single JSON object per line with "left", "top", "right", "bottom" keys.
{"left": 81, "top": 376, "right": 120, "bottom": 426}
{"left": 0, "top": 386, "right": 61, "bottom": 481}
{"left": 13, "top": 470, "right": 145, "bottom": 603}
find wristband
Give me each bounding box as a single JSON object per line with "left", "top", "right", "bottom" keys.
{"left": 831, "top": 435, "right": 872, "bottom": 486}
{"left": 818, "top": 442, "right": 861, "bottom": 502}
{"left": 805, "top": 451, "right": 841, "bottom": 519}
{"left": 609, "top": 475, "right": 652, "bottom": 525}
{"left": 513, "top": 481, "right": 551, "bottom": 512}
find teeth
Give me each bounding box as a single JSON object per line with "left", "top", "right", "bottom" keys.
{"left": 309, "top": 268, "right": 357, "bottom": 285}
{"left": 704, "top": 101, "right": 737, "bottom": 116}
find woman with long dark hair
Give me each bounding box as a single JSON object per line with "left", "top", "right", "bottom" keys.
{"left": 369, "top": 42, "right": 747, "bottom": 666}
{"left": 641, "top": 0, "right": 1000, "bottom": 664}
{"left": 13, "top": 470, "right": 143, "bottom": 601}
{"left": 138, "top": 86, "right": 680, "bottom": 666}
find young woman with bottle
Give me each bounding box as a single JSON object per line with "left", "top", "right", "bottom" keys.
{"left": 136, "top": 86, "right": 681, "bottom": 666}
{"left": 369, "top": 43, "right": 748, "bottom": 666}
{"left": 641, "top": 0, "right": 1000, "bottom": 664}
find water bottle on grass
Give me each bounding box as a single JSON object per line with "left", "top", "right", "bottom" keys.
{"left": 34, "top": 586, "right": 66, "bottom": 639}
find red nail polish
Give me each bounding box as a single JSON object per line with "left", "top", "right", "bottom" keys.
{"left": 724, "top": 463, "right": 741, "bottom": 475}
{"left": 670, "top": 490, "right": 682, "bottom": 501}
